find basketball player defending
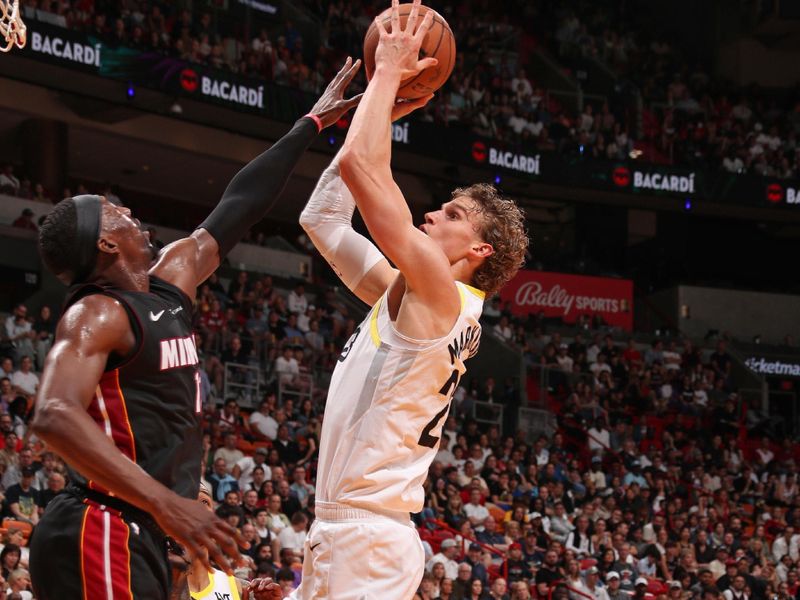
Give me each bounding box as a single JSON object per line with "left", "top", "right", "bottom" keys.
{"left": 293, "top": 1, "right": 528, "bottom": 597}
{"left": 28, "top": 59, "right": 362, "bottom": 600}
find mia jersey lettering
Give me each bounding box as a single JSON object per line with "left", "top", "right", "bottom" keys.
{"left": 315, "top": 281, "right": 484, "bottom": 514}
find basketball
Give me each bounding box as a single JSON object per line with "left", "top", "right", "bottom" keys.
{"left": 363, "top": 4, "right": 456, "bottom": 100}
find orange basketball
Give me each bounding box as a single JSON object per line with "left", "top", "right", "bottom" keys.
{"left": 363, "top": 4, "right": 456, "bottom": 100}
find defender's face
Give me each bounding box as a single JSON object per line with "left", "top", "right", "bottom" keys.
{"left": 100, "top": 197, "right": 154, "bottom": 262}
{"left": 421, "top": 197, "right": 490, "bottom": 266}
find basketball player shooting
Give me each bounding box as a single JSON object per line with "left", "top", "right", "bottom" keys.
{"left": 292, "top": 1, "right": 528, "bottom": 598}
{"left": 27, "top": 59, "right": 362, "bottom": 600}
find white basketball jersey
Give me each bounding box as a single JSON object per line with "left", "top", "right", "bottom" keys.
{"left": 189, "top": 568, "right": 240, "bottom": 600}
{"left": 316, "top": 281, "right": 484, "bottom": 514}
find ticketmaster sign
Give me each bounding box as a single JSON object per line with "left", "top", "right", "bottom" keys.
{"left": 745, "top": 357, "right": 800, "bottom": 378}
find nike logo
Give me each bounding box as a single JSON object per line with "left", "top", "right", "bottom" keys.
{"left": 149, "top": 310, "right": 165, "bottom": 321}
{"left": 310, "top": 542, "right": 322, "bottom": 552}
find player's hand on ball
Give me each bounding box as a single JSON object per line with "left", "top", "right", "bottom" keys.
{"left": 243, "top": 577, "right": 282, "bottom": 600}
{"left": 308, "top": 56, "right": 364, "bottom": 129}
{"left": 391, "top": 94, "right": 435, "bottom": 122}
{"left": 375, "top": 0, "right": 438, "bottom": 79}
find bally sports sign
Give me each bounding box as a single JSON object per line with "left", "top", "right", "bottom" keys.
{"left": 500, "top": 270, "right": 634, "bottom": 331}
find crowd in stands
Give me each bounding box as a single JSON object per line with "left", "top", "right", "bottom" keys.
{"left": 0, "top": 162, "right": 123, "bottom": 210}
{"left": 538, "top": 0, "right": 800, "bottom": 177}
{"left": 407, "top": 304, "right": 800, "bottom": 599}
{"left": 20, "top": 0, "right": 800, "bottom": 179}
{"left": 0, "top": 260, "right": 798, "bottom": 598}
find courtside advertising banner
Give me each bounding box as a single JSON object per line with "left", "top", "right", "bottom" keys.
{"left": 500, "top": 270, "right": 634, "bottom": 331}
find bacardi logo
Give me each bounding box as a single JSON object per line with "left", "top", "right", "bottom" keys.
{"left": 180, "top": 68, "right": 198, "bottom": 93}
{"left": 613, "top": 167, "right": 631, "bottom": 187}
{"left": 766, "top": 183, "right": 783, "bottom": 203}
{"left": 472, "top": 141, "right": 487, "bottom": 163}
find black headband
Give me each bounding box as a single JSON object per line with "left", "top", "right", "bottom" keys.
{"left": 71, "top": 195, "right": 102, "bottom": 284}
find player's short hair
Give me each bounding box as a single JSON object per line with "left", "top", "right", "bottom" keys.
{"left": 452, "top": 183, "right": 528, "bottom": 296}
{"left": 38, "top": 198, "right": 79, "bottom": 280}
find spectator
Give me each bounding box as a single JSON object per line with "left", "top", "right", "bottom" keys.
{"left": 213, "top": 432, "right": 244, "bottom": 473}
{"left": 217, "top": 397, "right": 243, "bottom": 434}
{"left": 10, "top": 357, "right": 37, "bottom": 397}
{"left": 287, "top": 282, "right": 309, "bottom": 315}
{"left": 464, "top": 488, "right": 490, "bottom": 532}
{"left": 206, "top": 457, "right": 239, "bottom": 502}
{"left": 427, "top": 538, "right": 459, "bottom": 580}
{"left": 502, "top": 543, "right": 532, "bottom": 584}
{"left": 11, "top": 209, "right": 37, "bottom": 232}
{"left": 5, "top": 466, "right": 41, "bottom": 526}
{"left": 266, "top": 493, "right": 290, "bottom": 535}
{"left": 32, "top": 305, "right": 55, "bottom": 371}
{"left": 277, "top": 510, "right": 308, "bottom": 559}
{"left": 0, "top": 164, "right": 20, "bottom": 195}
{"left": 250, "top": 398, "right": 279, "bottom": 441}
{"left": 289, "top": 466, "right": 314, "bottom": 508}
{"left": 5, "top": 306, "right": 34, "bottom": 364}
{"left": 233, "top": 446, "right": 271, "bottom": 491}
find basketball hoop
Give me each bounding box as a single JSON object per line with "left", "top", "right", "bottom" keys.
{"left": 0, "top": 0, "right": 26, "bottom": 52}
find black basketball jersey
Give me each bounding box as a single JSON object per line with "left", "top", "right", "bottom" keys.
{"left": 62, "top": 275, "right": 202, "bottom": 500}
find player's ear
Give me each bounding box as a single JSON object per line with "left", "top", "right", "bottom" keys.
{"left": 471, "top": 242, "right": 493, "bottom": 259}
{"left": 97, "top": 235, "right": 119, "bottom": 255}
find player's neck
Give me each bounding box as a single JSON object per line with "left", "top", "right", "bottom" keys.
{"left": 186, "top": 561, "right": 212, "bottom": 592}
{"left": 450, "top": 258, "right": 477, "bottom": 291}
{"left": 92, "top": 263, "right": 150, "bottom": 292}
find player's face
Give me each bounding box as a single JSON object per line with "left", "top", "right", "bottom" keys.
{"left": 421, "top": 197, "right": 492, "bottom": 267}
{"left": 99, "top": 197, "right": 155, "bottom": 264}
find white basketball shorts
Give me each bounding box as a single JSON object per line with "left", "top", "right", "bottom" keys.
{"left": 288, "top": 501, "right": 425, "bottom": 600}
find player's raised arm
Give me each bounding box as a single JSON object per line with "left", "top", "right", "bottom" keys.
{"left": 338, "top": 0, "right": 457, "bottom": 315}
{"left": 300, "top": 95, "right": 434, "bottom": 307}
{"left": 151, "top": 58, "right": 364, "bottom": 298}
{"left": 300, "top": 149, "right": 394, "bottom": 306}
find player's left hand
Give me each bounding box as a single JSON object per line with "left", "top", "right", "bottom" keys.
{"left": 308, "top": 56, "right": 364, "bottom": 129}
{"left": 391, "top": 93, "right": 435, "bottom": 122}
{"left": 242, "top": 577, "right": 282, "bottom": 600}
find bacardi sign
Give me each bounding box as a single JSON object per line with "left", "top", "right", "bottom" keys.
{"left": 500, "top": 270, "right": 633, "bottom": 330}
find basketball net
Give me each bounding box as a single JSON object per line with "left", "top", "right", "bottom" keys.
{"left": 0, "top": 0, "right": 26, "bottom": 52}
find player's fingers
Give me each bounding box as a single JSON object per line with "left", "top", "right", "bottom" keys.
{"left": 407, "top": 93, "right": 435, "bottom": 110}
{"left": 413, "top": 10, "right": 434, "bottom": 43}
{"left": 407, "top": 0, "right": 420, "bottom": 34}
{"left": 390, "top": 0, "right": 400, "bottom": 32}
{"left": 341, "top": 58, "right": 362, "bottom": 89}
{"left": 330, "top": 56, "right": 352, "bottom": 88}
{"left": 217, "top": 522, "right": 248, "bottom": 555}
{"left": 375, "top": 14, "right": 388, "bottom": 36}
{"left": 417, "top": 57, "right": 439, "bottom": 71}
{"left": 343, "top": 93, "right": 364, "bottom": 110}
{"left": 207, "top": 539, "right": 234, "bottom": 576}
{"left": 256, "top": 578, "right": 270, "bottom": 590}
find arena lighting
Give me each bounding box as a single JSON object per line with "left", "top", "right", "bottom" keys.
{"left": 684, "top": 199, "right": 692, "bottom": 211}
{"left": 494, "top": 175, "right": 501, "bottom": 185}
{"left": 328, "top": 136, "right": 336, "bottom": 146}
{"left": 126, "top": 82, "right": 135, "bottom": 99}
{"left": 629, "top": 149, "right": 643, "bottom": 159}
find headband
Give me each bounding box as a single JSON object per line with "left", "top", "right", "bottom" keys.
{"left": 71, "top": 195, "right": 102, "bottom": 284}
